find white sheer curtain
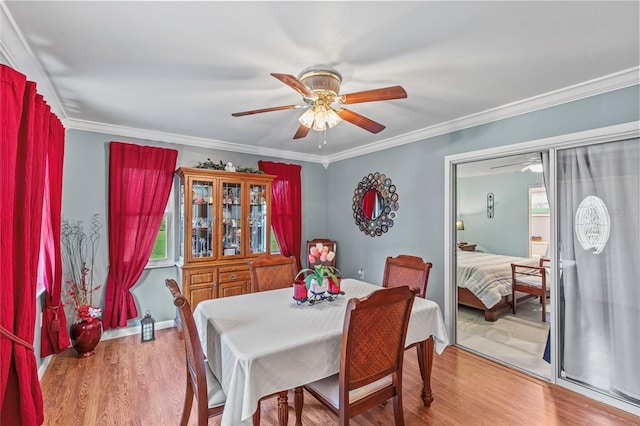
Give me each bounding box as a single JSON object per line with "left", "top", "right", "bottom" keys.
{"left": 557, "top": 138, "right": 639, "bottom": 403}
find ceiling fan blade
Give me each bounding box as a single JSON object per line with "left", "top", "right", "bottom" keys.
{"left": 489, "top": 161, "right": 531, "bottom": 169}
{"left": 293, "top": 123, "right": 311, "bottom": 139}
{"left": 271, "top": 73, "right": 316, "bottom": 98}
{"left": 231, "top": 104, "right": 301, "bottom": 117}
{"left": 339, "top": 86, "right": 407, "bottom": 104}
{"left": 335, "top": 108, "right": 385, "bottom": 134}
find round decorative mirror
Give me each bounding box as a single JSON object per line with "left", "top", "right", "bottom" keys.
{"left": 352, "top": 172, "right": 399, "bottom": 237}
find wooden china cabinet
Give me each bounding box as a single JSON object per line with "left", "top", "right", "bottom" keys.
{"left": 175, "top": 167, "right": 275, "bottom": 310}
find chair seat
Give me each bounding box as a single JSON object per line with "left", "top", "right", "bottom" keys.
{"left": 514, "top": 275, "right": 550, "bottom": 289}
{"left": 306, "top": 374, "right": 393, "bottom": 408}
{"left": 205, "top": 360, "right": 226, "bottom": 408}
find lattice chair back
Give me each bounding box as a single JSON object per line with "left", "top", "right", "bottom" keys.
{"left": 249, "top": 254, "right": 297, "bottom": 292}
{"left": 343, "top": 286, "right": 417, "bottom": 391}
{"left": 383, "top": 254, "right": 432, "bottom": 298}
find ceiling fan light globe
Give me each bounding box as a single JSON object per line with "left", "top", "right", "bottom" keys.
{"left": 326, "top": 109, "right": 342, "bottom": 128}
{"left": 298, "top": 109, "right": 315, "bottom": 128}
{"left": 312, "top": 116, "right": 327, "bottom": 131}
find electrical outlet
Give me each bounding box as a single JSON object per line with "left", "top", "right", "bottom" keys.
{"left": 358, "top": 269, "right": 364, "bottom": 279}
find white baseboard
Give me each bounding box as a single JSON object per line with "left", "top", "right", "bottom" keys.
{"left": 101, "top": 319, "right": 175, "bottom": 341}
{"left": 38, "top": 355, "right": 53, "bottom": 380}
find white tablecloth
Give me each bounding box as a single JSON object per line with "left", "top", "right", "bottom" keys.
{"left": 193, "top": 278, "right": 449, "bottom": 426}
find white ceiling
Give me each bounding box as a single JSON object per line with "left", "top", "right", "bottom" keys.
{"left": 2, "top": 1, "right": 639, "bottom": 164}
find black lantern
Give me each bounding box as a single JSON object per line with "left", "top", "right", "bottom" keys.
{"left": 141, "top": 310, "right": 155, "bottom": 343}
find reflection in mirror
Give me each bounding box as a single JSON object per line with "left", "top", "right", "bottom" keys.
{"left": 362, "top": 189, "right": 383, "bottom": 219}
{"left": 455, "top": 151, "right": 549, "bottom": 379}
{"left": 352, "top": 172, "right": 399, "bottom": 237}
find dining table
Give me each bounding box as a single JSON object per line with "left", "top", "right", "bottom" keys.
{"left": 192, "top": 278, "right": 449, "bottom": 426}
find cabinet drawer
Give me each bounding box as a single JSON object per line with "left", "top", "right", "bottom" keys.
{"left": 218, "top": 280, "right": 249, "bottom": 298}
{"left": 188, "top": 270, "right": 217, "bottom": 288}
{"left": 219, "top": 268, "right": 250, "bottom": 283}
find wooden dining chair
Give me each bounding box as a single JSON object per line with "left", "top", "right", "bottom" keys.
{"left": 295, "top": 285, "right": 419, "bottom": 425}
{"left": 165, "top": 278, "right": 227, "bottom": 425}
{"left": 167, "top": 279, "right": 278, "bottom": 425}
{"left": 381, "top": 254, "right": 432, "bottom": 394}
{"left": 306, "top": 238, "right": 337, "bottom": 267}
{"left": 248, "top": 254, "right": 297, "bottom": 292}
{"left": 382, "top": 254, "right": 432, "bottom": 298}
{"left": 511, "top": 257, "right": 550, "bottom": 321}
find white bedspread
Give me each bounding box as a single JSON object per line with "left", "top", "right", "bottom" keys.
{"left": 456, "top": 251, "right": 539, "bottom": 309}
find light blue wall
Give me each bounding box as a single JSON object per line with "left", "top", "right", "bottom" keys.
{"left": 61, "top": 130, "right": 328, "bottom": 328}
{"left": 326, "top": 85, "right": 640, "bottom": 309}
{"left": 457, "top": 172, "right": 544, "bottom": 257}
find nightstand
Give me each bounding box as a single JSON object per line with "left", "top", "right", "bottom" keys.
{"left": 458, "top": 242, "right": 477, "bottom": 251}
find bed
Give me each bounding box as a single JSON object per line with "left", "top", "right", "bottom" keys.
{"left": 456, "top": 251, "right": 539, "bottom": 321}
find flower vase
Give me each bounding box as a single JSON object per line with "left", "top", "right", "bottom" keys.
{"left": 309, "top": 277, "right": 327, "bottom": 295}
{"left": 70, "top": 318, "right": 103, "bottom": 358}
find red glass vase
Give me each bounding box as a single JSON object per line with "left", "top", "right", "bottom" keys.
{"left": 293, "top": 280, "right": 308, "bottom": 301}
{"left": 70, "top": 318, "right": 103, "bottom": 358}
{"left": 328, "top": 277, "right": 342, "bottom": 294}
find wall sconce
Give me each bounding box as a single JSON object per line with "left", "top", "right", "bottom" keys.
{"left": 487, "top": 193, "right": 494, "bottom": 219}
{"left": 141, "top": 310, "right": 155, "bottom": 343}
{"left": 456, "top": 220, "right": 465, "bottom": 231}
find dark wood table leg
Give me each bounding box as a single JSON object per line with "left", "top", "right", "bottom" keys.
{"left": 277, "top": 390, "right": 288, "bottom": 426}
{"left": 294, "top": 386, "right": 303, "bottom": 426}
{"left": 417, "top": 336, "right": 434, "bottom": 406}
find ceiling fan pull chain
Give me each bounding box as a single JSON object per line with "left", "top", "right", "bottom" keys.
{"left": 318, "top": 129, "right": 327, "bottom": 150}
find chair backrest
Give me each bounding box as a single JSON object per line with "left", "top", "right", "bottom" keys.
{"left": 248, "top": 254, "right": 297, "bottom": 292}
{"left": 382, "top": 254, "right": 432, "bottom": 298}
{"left": 340, "top": 286, "right": 418, "bottom": 413}
{"left": 165, "top": 279, "right": 208, "bottom": 407}
{"left": 306, "top": 239, "right": 337, "bottom": 268}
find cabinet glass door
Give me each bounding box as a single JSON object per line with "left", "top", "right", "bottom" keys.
{"left": 191, "top": 180, "right": 214, "bottom": 259}
{"left": 249, "top": 183, "right": 268, "bottom": 254}
{"left": 221, "top": 181, "right": 242, "bottom": 257}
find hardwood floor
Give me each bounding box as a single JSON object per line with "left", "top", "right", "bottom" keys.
{"left": 41, "top": 328, "right": 638, "bottom": 425}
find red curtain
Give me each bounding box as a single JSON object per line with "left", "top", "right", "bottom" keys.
{"left": 257, "top": 161, "right": 302, "bottom": 270}
{"left": 102, "top": 142, "right": 178, "bottom": 329}
{"left": 0, "top": 64, "right": 54, "bottom": 425}
{"left": 40, "top": 114, "right": 69, "bottom": 356}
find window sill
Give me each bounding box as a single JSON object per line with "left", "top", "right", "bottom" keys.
{"left": 144, "top": 261, "right": 178, "bottom": 270}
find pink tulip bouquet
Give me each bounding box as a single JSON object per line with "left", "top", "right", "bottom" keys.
{"left": 296, "top": 243, "right": 341, "bottom": 292}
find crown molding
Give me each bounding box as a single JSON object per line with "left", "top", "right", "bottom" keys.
{"left": 0, "top": 1, "right": 67, "bottom": 118}
{"left": 446, "top": 121, "right": 640, "bottom": 165}
{"left": 325, "top": 67, "right": 640, "bottom": 164}
{"left": 2, "top": 1, "right": 637, "bottom": 165}
{"left": 64, "top": 118, "right": 325, "bottom": 164}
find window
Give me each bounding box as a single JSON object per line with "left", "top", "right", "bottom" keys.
{"left": 149, "top": 213, "right": 168, "bottom": 261}
{"left": 270, "top": 229, "right": 281, "bottom": 254}
{"left": 146, "top": 187, "right": 175, "bottom": 268}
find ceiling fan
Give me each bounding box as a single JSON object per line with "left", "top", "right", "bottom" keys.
{"left": 231, "top": 66, "right": 407, "bottom": 139}
{"left": 489, "top": 155, "right": 542, "bottom": 172}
